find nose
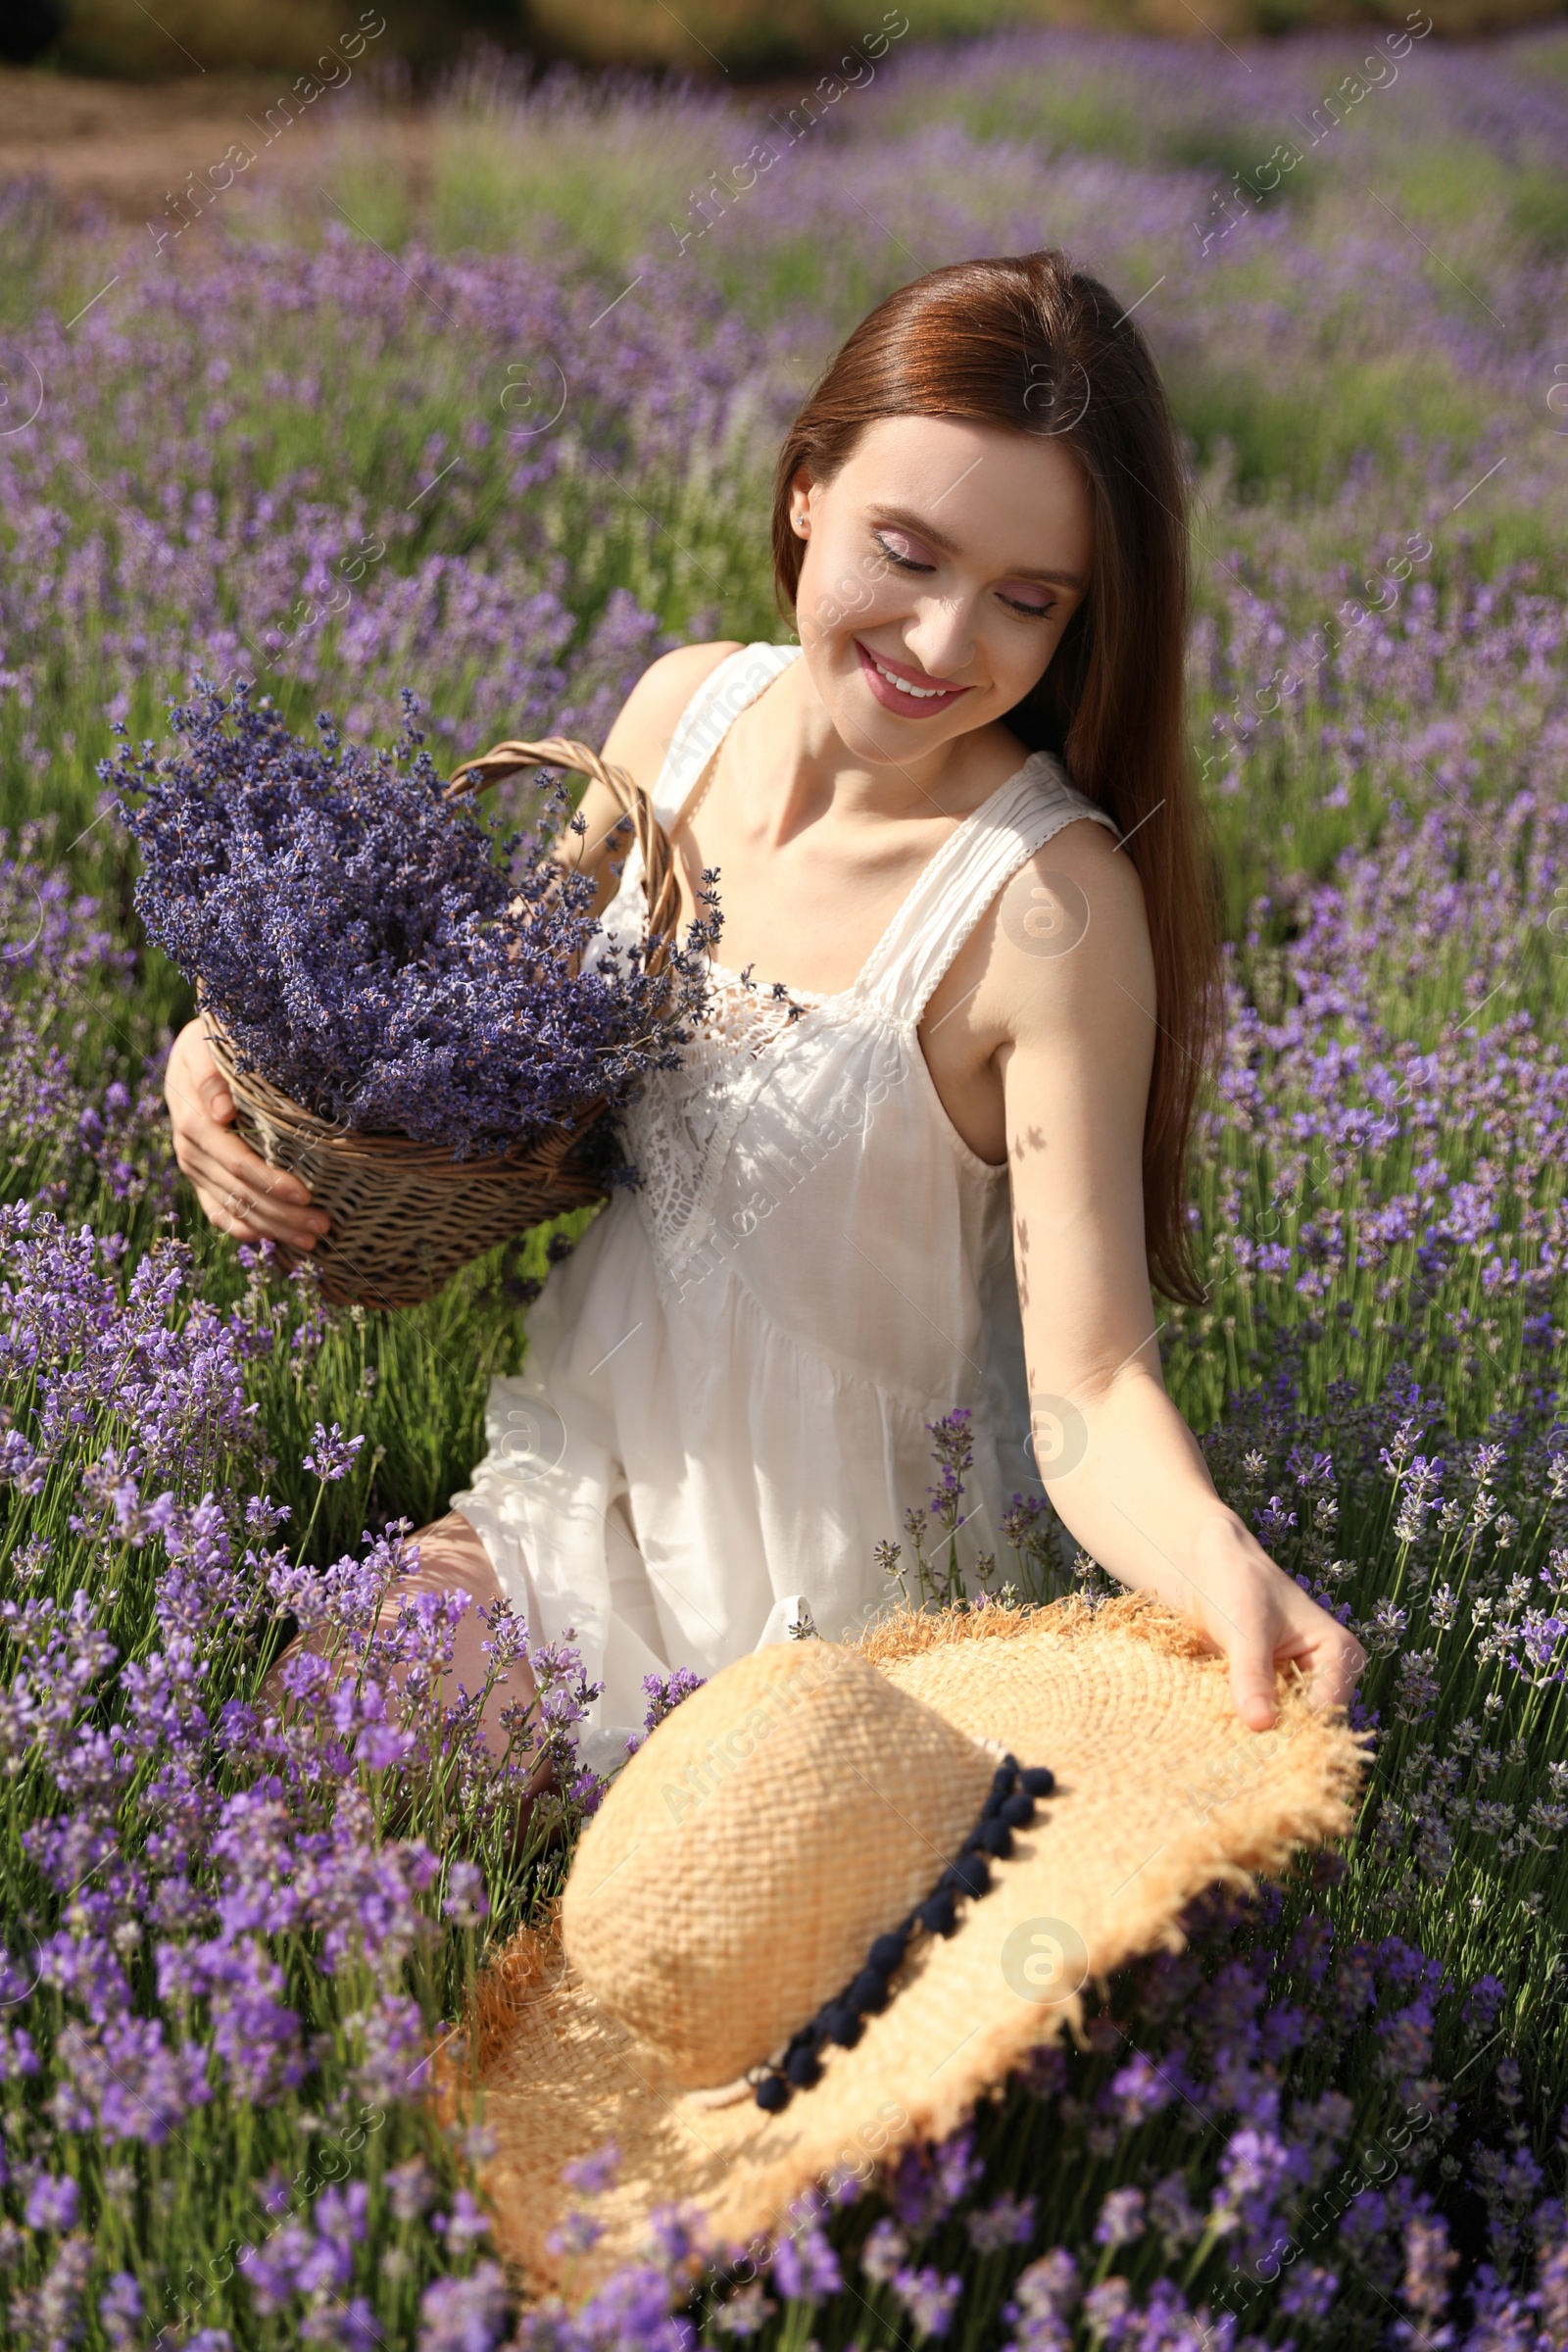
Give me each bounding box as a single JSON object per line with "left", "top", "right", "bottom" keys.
{"left": 904, "top": 593, "right": 978, "bottom": 683}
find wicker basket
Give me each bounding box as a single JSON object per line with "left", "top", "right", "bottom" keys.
{"left": 204, "top": 736, "right": 684, "bottom": 1310}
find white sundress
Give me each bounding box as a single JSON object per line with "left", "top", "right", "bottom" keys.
{"left": 451, "top": 640, "right": 1121, "bottom": 1777}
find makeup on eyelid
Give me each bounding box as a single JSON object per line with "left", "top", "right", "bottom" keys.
{"left": 871, "top": 527, "right": 1057, "bottom": 615}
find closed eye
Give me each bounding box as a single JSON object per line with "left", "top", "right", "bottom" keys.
{"left": 872, "top": 529, "right": 935, "bottom": 575}
{"left": 871, "top": 532, "right": 1056, "bottom": 620}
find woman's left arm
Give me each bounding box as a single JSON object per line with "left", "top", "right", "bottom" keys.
{"left": 993, "top": 820, "right": 1366, "bottom": 1731}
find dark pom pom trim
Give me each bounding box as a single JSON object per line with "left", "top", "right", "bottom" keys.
{"left": 751, "top": 1750, "right": 1052, "bottom": 2111}
{"left": 848, "top": 1967, "right": 892, "bottom": 2015}
{"left": 919, "top": 1886, "right": 958, "bottom": 1938}
{"left": 947, "top": 1850, "right": 991, "bottom": 1899}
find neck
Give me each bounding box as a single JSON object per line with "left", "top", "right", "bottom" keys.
{"left": 727, "top": 648, "right": 1006, "bottom": 849}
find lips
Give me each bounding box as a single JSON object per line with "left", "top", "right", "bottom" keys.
{"left": 854, "top": 637, "right": 972, "bottom": 717}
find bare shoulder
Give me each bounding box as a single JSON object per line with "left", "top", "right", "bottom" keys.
{"left": 561, "top": 639, "right": 745, "bottom": 894}
{"left": 990, "top": 810, "right": 1156, "bottom": 1044}
{"left": 600, "top": 639, "right": 746, "bottom": 793}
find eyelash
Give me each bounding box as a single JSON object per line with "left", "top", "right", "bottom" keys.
{"left": 870, "top": 532, "right": 1055, "bottom": 620}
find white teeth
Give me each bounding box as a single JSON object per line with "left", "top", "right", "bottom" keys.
{"left": 870, "top": 653, "right": 949, "bottom": 700}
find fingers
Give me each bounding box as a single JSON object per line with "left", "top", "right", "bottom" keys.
{"left": 1173, "top": 1556, "right": 1280, "bottom": 1731}
{"left": 1253, "top": 1612, "right": 1364, "bottom": 1727}
{"left": 166, "top": 1016, "right": 241, "bottom": 1137}
{"left": 1301, "top": 1626, "right": 1368, "bottom": 1716}
{"left": 185, "top": 1130, "right": 328, "bottom": 1250}
{"left": 1188, "top": 1521, "right": 1370, "bottom": 1731}
{"left": 166, "top": 1019, "right": 326, "bottom": 1249}
{"left": 186, "top": 1137, "right": 326, "bottom": 1249}
{"left": 1227, "top": 1636, "right": 1281, "bottom": 1733}
{"left": 192, "top": 1180, "right": 313, "bottom": 1250}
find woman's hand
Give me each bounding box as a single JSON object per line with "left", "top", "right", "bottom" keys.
{"left": 164, "top": 1018, "right": 329, "bottom": 1253}
{"left": 1152, "top": 1511, "right": 1367, "bottom": 1731}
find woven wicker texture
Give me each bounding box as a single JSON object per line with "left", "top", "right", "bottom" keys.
{"left": 467, "top": 1592, "right": 1371, "bottom": 2305}
{"left": 205, "top": 737, "right": 685, "bottom": 1310}
{"left": 561, "top": 1643, "right": 999, "bottom": 2087}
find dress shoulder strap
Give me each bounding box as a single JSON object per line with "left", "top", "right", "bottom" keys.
{"left": 648, "top": 641, "right": 802, "bottom": 828}
{"left": 858, "top": 753, "right": 1121, "bottom": 1026}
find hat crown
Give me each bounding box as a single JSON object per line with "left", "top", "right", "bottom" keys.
{"left": 560, "top": 1641, "right": 997, "bottom": 2087}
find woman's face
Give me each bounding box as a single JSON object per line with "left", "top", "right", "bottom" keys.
{"left": 788, "top": 413, "right": 1094, "bottom": 767}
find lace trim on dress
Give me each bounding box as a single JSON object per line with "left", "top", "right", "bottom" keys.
{"left": 600, "top": 843, "right": 830, "bottom": 1286}
{"left": 700, "top": 958, "right": 822, "bottom": 1058}
{"left": 621, "top": 960, "right": 828, "bottom": 1292}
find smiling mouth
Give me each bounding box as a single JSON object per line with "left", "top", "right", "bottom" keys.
{"left": 854, "top": 638, "right": 971, "bottom": 708}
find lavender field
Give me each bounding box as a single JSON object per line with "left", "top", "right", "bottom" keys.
{"left": 3, "top": 19, "right": 1568, "bottom": 2351}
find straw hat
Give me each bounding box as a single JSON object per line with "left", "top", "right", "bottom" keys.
{"left": 468, "top": 1593, "right": 1369, "bottom": 2304}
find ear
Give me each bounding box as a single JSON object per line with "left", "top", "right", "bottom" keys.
{"left": 787, "top": 466, "right": 816, "bottom": 537}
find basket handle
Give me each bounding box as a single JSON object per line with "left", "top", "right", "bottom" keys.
{"left": 445, "top": 736, "right": 683, "bottom": 976}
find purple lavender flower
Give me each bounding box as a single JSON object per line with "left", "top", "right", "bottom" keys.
{"left": 575, "top": 2261, "right": 697, "bottom": 2352}
{"left": 1463, "top": 1976, "right": 1507, "bottom": 2033}
{"left": 24, "top": 2172, "right": 79, "bottom": 2232}
{"left": 1149, "top": 2171, "right": 1204, "bottom": 2251}
{"left": 1001, "top": 2247, "right": 1080, "bottom": 2352}
{"left": 1537, "top": 2198, "right": 1568, "bottom": 2348}
{"left": 770, "top": 2218, "right": 842, "bottom": 2304}
{"left": 641, "top": 1667, "right": 707, "bottom": 1736}
{"left": 888, "top": 2125, "right": 985, "bottom": 2236}
{"left": 562, "top": 2142, "right": 620, "bottom": 2197}
{"left": 416, "top": 2261, "right": 514, "bottom": 2352}
{"left": 441, "top": 1859, "right": 490, "bottom": 1930}
{"left": 97, "top": 2272, "right": 145, "bottom": 2351}
{"left": 858, "top": 2218, "right": 910, "bottom": 2286}
{"left": 965, "top": 2191, "right": 1038, "bottom": 2254}
{"left": 1094, "top": 2185, "right": 1147, "bottom": 2249}
{"left": 889, "top": 2262, "right": 964, "bottom": 2340}
{"left": 925, "top": 1407, "right": 975, "bottom": 1523}
{"left": 434, "top": 2187, "right": 492, "bottom": 2252}
{"left": 302, "top": 1423, "right": 366, "bottom": 1483}
{"left": 108, "top": 679, "right": 714, "bottom": 1164}
{"left": 710, "top": 2280, "right": 773, "bottom": 2336}
{"left": 387, "top": 2159, "right": 436, "bottom": 2224}
{"left": 547, "top": 2210, "right": 607, "bottom": 2258}
{"left": 1278, "top": 2262, "right": 1340, "bottom": 2323}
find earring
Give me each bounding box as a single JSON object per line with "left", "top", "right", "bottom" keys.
{"left": 795, "top": 515, "right": 808, "bottom": 536}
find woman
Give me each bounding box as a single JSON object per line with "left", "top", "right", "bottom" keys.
{"left": 164, "top": 251, "right": 1365, "bottom": 1775}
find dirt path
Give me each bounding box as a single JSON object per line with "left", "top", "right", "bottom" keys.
{"left": 0, "top": 65, "right": 404, "bottom": 219}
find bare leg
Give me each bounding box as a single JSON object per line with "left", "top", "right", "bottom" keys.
{"left": 261, "top": 1510, "right": 548, "bottom": 1782}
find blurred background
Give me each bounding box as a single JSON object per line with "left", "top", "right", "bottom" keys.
{"left": 1, "top": 0, "right": 1563, "bottom": 892}
{"left": 1, "top": 0, "right": 1563, "bottom": 84}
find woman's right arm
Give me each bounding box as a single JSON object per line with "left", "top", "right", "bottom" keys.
{"left": 165, "top": 641, "right": 742, "bottom": 1246}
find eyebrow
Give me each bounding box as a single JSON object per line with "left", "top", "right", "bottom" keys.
{"left": 867, "top": 505, "right": 1088, "bottom": 594}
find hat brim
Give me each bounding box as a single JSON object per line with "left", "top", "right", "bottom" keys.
{"left": 467, "top": 1592, "right": 1370, "bottom": 2304}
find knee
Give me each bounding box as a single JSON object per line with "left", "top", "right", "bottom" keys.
{"left": 405, "top": 1512, "right": 505, "bottom": 1604}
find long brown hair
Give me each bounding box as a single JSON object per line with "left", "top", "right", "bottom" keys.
{"left": 770, "top": 250, "right": 1219, "bottom": 1305}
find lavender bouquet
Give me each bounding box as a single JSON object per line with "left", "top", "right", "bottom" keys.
{"left": 107, "top": 679, "right": 709, "bottom": 1176}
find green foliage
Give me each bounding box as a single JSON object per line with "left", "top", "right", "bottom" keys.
{"left": 1510, "top": 166, "right": 1568, "bottom": 254}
